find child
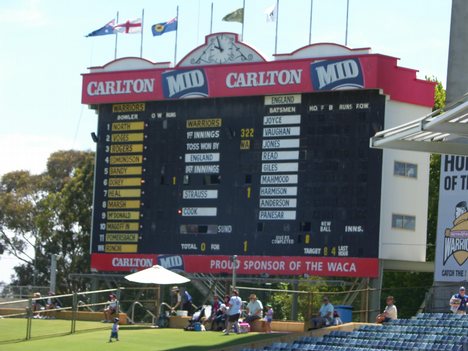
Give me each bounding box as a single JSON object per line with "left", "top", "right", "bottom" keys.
{"left": 109, "top": 317, "right": 119, "bottom": 342}
{"left": 264, "top": 303, "right": 273, "bottom": 333}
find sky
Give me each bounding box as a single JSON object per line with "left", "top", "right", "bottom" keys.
{"left": 0, "top": 0, "right": 452, "bottom": 284}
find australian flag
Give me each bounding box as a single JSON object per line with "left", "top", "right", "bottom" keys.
{"left": 152, "top": 17, "right": 178, "bottom": 36}
{"left": 86, "top": 20, "right": 115, "bottom": 37}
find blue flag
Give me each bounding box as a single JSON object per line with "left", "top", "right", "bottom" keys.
{"left": 86, "top": 20, "right": 115, "bottom": 37}
{"left": 152, "top": 17, "right": 177, "bottom": 36}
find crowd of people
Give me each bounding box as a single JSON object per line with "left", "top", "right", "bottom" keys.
{"left": 31, "top": 291, "right": 62, "bottom": 319}
{"left": 28, "top": 284, "right": 467, "bottom": 341}
{"left": 169, "top": 286, "right": 275, "bottom": 334}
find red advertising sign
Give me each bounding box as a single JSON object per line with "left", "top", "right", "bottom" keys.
{"left": 91, "top": 253, "right": 379, "bottom": 278}
{"left": 82, "top": 54, "right": 434, "bottom": 107}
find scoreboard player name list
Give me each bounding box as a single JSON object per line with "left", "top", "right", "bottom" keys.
{"left": 98, "top": 118, "right": 146, "bottom": 254}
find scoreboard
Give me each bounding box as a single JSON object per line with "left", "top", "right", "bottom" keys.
{"left": 83, "top": 34, "right": 435, "bottom": 277}
{"left": 91, "top": 90, "right": 384, "bottom": 276}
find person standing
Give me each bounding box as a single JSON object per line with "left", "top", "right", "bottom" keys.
{"left": 109, "top": 317, "right": 120, "bottom": 342}
{"left": 245, "top": 294, "right": 263, "bottom": 324}
{"left": 170, "top": 286, "right": 182, "bottom": 312}
{"left": 264, "top": 303, "right": 274, "bottom": 333}
{"left": 181, "top": 288, "right": 194, "bottom": 316}
{"left": 450, "top": 286, "right": 467, "bottom": 315}
{"left": 225, "top": 289, "right": 242, "bottom": 335}
{"left": 376, "top": 296, "right": 398, "bottom": 323}
{"left": 309, "top": 296, "right": 334, "bottom": 329}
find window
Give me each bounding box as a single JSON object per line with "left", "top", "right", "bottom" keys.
{"left": 392, "top": 214, "right": 416, "bottom": 231}
{"left": 394, "top": 161, "right": 418, "bottom": 178}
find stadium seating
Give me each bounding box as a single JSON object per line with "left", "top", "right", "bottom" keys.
{"left": 240, "top": 313, "right": 467, "bottom": 351}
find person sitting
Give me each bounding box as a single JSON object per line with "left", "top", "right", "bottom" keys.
{"left": 32, "top": 292, "right": 46, "bottom": 318}
{"left": 376, "top": 296, "right": 398, "bottom": 323}
{"left": 309, "top": 296, "right": 334, "bottom": 330}
{"left": 205, "top": 295, "right": 221, "bottom": 330}
{"left": 333, "top": 310, "right": 343, "bottom": 325}
{"left": 244, "top": 294, "right": 263, "bottom": 324}
{"left": 45, "top": 291, "right": 62, "bottom": 319}
{"left": 212, "top": 295, "right": 230, "bottom": 331}
{"left": 450, "top": 286, "right": 467, "bottom": 315}
{"left": 103, "top": 293, "right": 119, "bottom": 322}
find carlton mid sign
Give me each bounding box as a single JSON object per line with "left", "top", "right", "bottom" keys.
{"left": 82, "top": 55, "right": 434, "bottom": 107}
{"left": 91, "top": 253, "right": 379, "bottom": 277}
{"left": 311, "top": 58, "right": 364, "bottom": 90}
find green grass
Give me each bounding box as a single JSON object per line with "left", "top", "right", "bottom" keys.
{"left": 0, "top": 319, "right": 284, "bottom": 351}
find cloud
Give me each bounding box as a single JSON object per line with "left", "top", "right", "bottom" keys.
{"left": 0, "top": 0, "right": 47, "bottom": 27}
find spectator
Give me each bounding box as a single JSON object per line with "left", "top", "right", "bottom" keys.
{"left": 264, "top": 303, "right": 273, "bottom": 333}
{"left": 109, "top": 317, "right": 120, "bottom": 342}
{"left": 182, "top": 288, "right": 195, "bottom": 316}
{"left": 103, "top": 293, "right": 119, "bottom": 322}
{"left": 450, "top": 286, "right": 467, "bottom": 315}
{"left": 333, "top": 310, "right": 343, "bottom": 325}
{"left": 212, "top": 295, "right": 230, "bottom": 331}
{"left": 206, "top": 295, "right": 221, "bottom": 330}
{"left": 309, "top": 296, "right": 334, "bottom": 330}
{"left": 376, "top": 296, "right": 398, "bottom": 323}
{"left": 170, "top": 286, "right": 182, "bottom": 312}
{"left": 224, "top": 289, "right": 242, "bottom": 335}
{"left": 32, "top": 292, "right": 46, "bottom": 318}
{"left": 244, "top": 294, "right": 263, "bottom": 324}
{"left": 45, "top": 291, "right": 62, "bottom": 319}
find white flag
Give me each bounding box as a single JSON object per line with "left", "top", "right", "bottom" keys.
{"left": 114, "top": 18, "right": 142, "bottom": 34}
{"left": 265, "top": 3, "right": 277, "bottom": 22}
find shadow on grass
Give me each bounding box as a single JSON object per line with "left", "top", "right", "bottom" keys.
{"left": 167, "top": 333, "right": 286, "bottom": 351}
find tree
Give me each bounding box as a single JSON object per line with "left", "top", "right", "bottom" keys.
{"left": 0, "top": 150, "right": 94, "bottom": 292}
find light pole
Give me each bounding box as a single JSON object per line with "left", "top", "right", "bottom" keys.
{"left": 231, "top": 255, "right": 238, "bottom": 290}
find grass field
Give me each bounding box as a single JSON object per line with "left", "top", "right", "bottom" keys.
{"left": 0, "top": 319, "right": 283, "bottom": 351}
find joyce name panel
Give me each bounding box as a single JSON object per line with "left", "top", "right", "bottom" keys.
{"left": 91, "top": 90, "right": 384, "bottom": 259}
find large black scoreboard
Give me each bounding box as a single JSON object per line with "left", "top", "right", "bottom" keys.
{"left": 91, "top": 89, "right": 384, "bottom": 273}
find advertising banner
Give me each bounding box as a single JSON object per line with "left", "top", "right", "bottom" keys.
{"left": 434, "top": 155, "right": 468, "bottom": 281}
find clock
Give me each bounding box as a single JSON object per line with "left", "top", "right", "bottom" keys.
{"left": 208, "top": 34, "right": 235, "bottom": 64}
{"left": 189, "top": 33, "right": 258, "bottom": 66}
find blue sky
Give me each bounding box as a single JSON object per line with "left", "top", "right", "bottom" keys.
{"left": 0, "top": 0, "right": 452, "bottom": 283}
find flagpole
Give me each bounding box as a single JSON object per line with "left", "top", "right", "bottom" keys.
{"left": 345, "top": 0, "right": 349, "bottom": 46}
{"left": 308, "top": 0, "right": 314, "bottom": 44}
{"left": 140, "top": 9, "right": 145, "bottom": 57}
{"left": 210, "top": 2, "right": 213, "bottom": 34}
{"left": 114, "top": 11, "right": 119, "bottom": 59}
{"left": 174, "top": 6, "right": 179, "bottom": 66}
{"left": 241, "top": 0, "right": 245, "bottom": 41}
{"left": 274, "top": 0, "right": 279, "bottom": 54}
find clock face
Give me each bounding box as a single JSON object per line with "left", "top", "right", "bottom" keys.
{"left": 208, "top": 34, "right": 235, "bottom": 64}
{"left": 189, "top": 33, "right": 257, "bottom": 66}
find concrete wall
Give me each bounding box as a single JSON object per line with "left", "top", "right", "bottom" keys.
{"left": 379, "top": 100, "right": 432, "bottom": 261}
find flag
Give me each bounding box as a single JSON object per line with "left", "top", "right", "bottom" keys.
{"left": 86, "top": 19, "right": 115, "bottom": 37}
{"left": 152, "top": 17, "right": 178, "bottom": 36}
{"left": 222, "top": 8, "right": 244, "bottom": 23}
{"left": 114, "top": 18, "right": 142, "bottom": 34}
{"left": 265, "top": 3, "right": 277, "bottom": 22}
